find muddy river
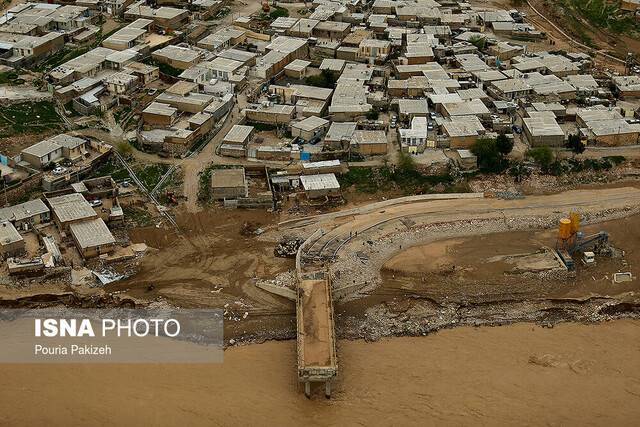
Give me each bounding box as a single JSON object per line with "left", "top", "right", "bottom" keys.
{"left": 0, "top": 320, "right": 638, "bottom": 426}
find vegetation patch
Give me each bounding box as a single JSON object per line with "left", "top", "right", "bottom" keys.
{"left": 557, "top": 0, "right": 639, "bottom": 42}
{"left": 304, "top": 70, "right": 337, "bottom": 88}
{"left": 134, "top": 164, "right": 170, "bottom": 191}
{"left": 0, "top": 71, "right": 22, "bottom": 85}
{"left": 470, "top": 135, "right": 512, "bottom": 174}
{"left": 339, "top": 153, "right": 466, "bottom": 195}
{"left": 0, "top": 101, "right": 64, "bottom": 137}
{"left": 90, "top": 158, "right": 131, "bottom": 182}
{"left": 123, "top": 206, "right": 154, "bottom": 227}
{"left": 269, "top": 6, "right": 289, "bottom": 19}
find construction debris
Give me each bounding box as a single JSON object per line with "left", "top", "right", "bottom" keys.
{"left": 274, "top": 236, "right": 303, "bottom": 258}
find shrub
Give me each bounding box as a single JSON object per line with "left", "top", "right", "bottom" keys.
{"left": 470, "top": 138, "right": 508, "bottom": 173}
{"left": 528, "top": 146, "right": 555, "bottom": 173}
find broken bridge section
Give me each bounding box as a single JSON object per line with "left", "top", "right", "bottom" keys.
{"left": 296, "top": 272, "right": 337, "bottom": 398}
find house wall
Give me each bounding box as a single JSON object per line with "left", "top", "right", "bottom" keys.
{"left": 22, "top": 148, "right": 63, "bottom": 169}
{"left": 76, "top": 241, "right": 116, "bottom": 259}
{"left": 0, "top": 239, "right": 25, "bottom": 258}
{"left": 143, "top": 111, "right": 175, "bottom": 127}
{"left": 351, "top": 142, "right": 388, "bottom": 155}
{"left": 593, "top": 132, "right": 640, "bottom": 146}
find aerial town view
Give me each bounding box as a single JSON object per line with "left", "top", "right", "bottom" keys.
{"left": 0, "top": 0, "right": 639, "bottom": 424}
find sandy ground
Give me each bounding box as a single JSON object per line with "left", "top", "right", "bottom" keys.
{"left": 0, "top": 320, "right": 638, "bottom": 426}
{"left": 376, "top": 214, "right": 640, "bottom": 303}
{"left": 109, "top": 208, "right": 296, "bottom": 340}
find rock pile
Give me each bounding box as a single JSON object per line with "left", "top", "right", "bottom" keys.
{"left": 274, "top": 236, "right": 303, "bottom": 258}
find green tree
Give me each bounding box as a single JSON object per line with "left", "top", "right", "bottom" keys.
{"left": 566, "top": 133, "right": 586, "bottom": 155}
{"left": 397, "top": 151, "right": 417, "bottom": 173}
{"left": 269, "top": 6, "right": 289, "bottom": 19}
{"left": 468, "top": 35, "right": 486, "bottom": 50}
{"left": 366, "top": 109, "right": 379, "bottom": 120}
{"left": 528, "top": 146, "right": 555, "bottom": 173}
{"left": 495, "top": 133, "right": 514, "bottom": 156}
{"left": 470, "top": 138, "right": 507, "bottom": 173}
{"left": 509, "top": 161, "right": 530, "bottom": 183}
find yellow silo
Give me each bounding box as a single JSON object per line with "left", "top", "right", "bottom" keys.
{"left": 558, "top": 218, "right": 572, "bottom": 241}
{"left": 569, "top": 212, "right": 580, "bottom": 234}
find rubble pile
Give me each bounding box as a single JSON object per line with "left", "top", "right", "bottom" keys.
{"left": 274, "top": 236, "right": 304, "bottom": 258}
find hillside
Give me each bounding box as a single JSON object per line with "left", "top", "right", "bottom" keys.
{"left": 528, "top": 0, "right": 640, "bottom": 61}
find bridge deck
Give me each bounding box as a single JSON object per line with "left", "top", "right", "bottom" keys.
{"left": 296, "top": 277, "right": 337, "bottom": 390}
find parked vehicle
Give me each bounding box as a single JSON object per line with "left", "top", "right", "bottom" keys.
{"left": 89, "top": 200, "right": 103, "bottom": 207}
{"left": 52, "top": 166, "right": 67, "bottom": 175}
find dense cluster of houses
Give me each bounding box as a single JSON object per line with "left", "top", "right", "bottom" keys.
{"left": 0, "top": 0, "right": 639, "bottom": 265}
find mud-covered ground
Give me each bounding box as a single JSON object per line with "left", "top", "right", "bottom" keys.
{"left": 2, "top": 209, "right": 638, "bottom": 345}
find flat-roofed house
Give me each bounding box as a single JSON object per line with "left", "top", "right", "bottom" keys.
{"left": 0, "top": 221, "right": 25, "bottom": 258}
{"left": 47, "top": 193, "right": 98, "bottom": 230}
{"left": 152, "top": 45, "right": 202, "bottom": 70}
{"left": 398, "top": 98, "right": 429, "bottom": 120}
{"left": 442, "top": 116, "right": 486, "bottom": 148}
{"left": 124, "top": 3, "right": 189, "bottom": 30}
{"left": 49, "top": 134, "right": 87, "bottom": 163}
{"left": 350, "top": 130, "right": 388, "bottom": 155}
{"left": 358, "top": 38, "right": 391, "bottom": 62}
{"left": 577, "top": 107, "right": 640, "bottom": 146}
{"left": 291, "top": 116, "right": 330, "bottom": 142}
{"left": 523, "top": 112, "right": 565, "bottom": 147}
{"left": 300, "top": 173, "right": 340, "bottom": 198}
{"left": 491, "top": 78, "right": 533, "bottom": 100}
{"left": 210, "top": 168, "right": 247, "bottom": 200}
{"left": 21, "top": 139, "right": 64, "bottom": 169}
{"left": 69, "top": 218, "right": 116, "bottom": 258}
{"left": 223, "top": 125, "right": 254, "bottom": 146}
{"left": 0, "top": 199, "right": 50, "bottom": 229}
{"left": 102, "top": 19, "right": 151, "bottom": 50}
{"left": 613, "top": 75, "right": 640, "bottom": 99}
{"left": 142, "top": 102, "right": 178, "bottom": 127}
{"left": 324, "top": 122, "right": 357, "bottom": 150}
{"left": 104, "top": 71, "right": 138, "bottom": 94}
{"left": 399, "top": 117, "right": 429, "bottom": 153}
{"left": 284, "top": 59, "right": 311, "bottom": 79}
{"left": 244, "top": 104, "right": 295, "bottom": 125}
{"left": 124, "top": 61, "right": 159, "bottom": 85}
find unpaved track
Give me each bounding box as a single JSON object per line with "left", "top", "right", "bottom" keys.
{"left": 295, "top": 187, "right": 640, "bottom": 258}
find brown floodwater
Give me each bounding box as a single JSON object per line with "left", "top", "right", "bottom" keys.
{"left": 1, "top": 320, "right": 639, "bottom": 426}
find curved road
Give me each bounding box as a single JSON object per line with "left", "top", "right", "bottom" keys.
{"left": 288, "top": 187, "right": 640, "bottom": 294}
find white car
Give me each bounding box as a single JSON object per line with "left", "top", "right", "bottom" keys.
{"left": 52, "top": 166, "right": 67, "bottom": 175}
{"left": 89, "top": 200, "right": 103, "bottom": 208}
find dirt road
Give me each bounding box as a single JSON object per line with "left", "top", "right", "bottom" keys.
{"left": 1, "top": 320, "right": 638, "bottom": 426}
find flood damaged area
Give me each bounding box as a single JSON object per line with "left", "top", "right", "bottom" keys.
{"left": 336, "top": 215, "right": 640, "bottom": 341}
{"left": 2, "top": 207, "right": 639, "bottom": 347}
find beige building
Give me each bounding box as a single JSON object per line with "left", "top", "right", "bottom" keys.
{"left": 142, "top": 102, "right": 178, "bottom": 127}
{"left": 47, "top": 193, "right": 98, "bottom": 230}
{"left": 69, "top": 218, "right": 116, "bottom": 258}
{"left": 211, "top": 168, "right": 247, "bottom": 200}
{"left": 244, "top": 104, "right": 295, "bottom": 125}
{"left": 0, "top": 221, "right": 25, "bottom": 258}
{"left": 152, "top": 45, "right": 202, "bottom": 70}
{"left": 523, "top": 112, "right": 565, "bottom": 147}
{"left": 291, "top": 116, "right": 330, "bottom": 142}
{"left": 350, "top": 130, "right": 388, "bottom": 155}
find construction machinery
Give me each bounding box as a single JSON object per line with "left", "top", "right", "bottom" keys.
{"left": 555, "top": 212, "right": 610, "bottom": 270}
